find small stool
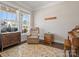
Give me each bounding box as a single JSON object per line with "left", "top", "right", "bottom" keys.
{"left": 64, "top": 39, "right": 71, "bottom": 57}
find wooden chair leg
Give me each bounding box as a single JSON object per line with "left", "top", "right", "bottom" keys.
{"left": 64, "top": 49, "right": 66, "bottom": 57}
{"left": 69, "top": 49, "right": 72, "bottom": 57}
{"left": 72, "top": 49, "right": 77, "bottom": 57}
{"left": 75, "top": 49, "right": 78, "bottom": 57}
{"left": 76, "top": 49, "right": 79, "bottom": 56}
{"left": 0, "top": 53, "right": 2, "bottom": 57}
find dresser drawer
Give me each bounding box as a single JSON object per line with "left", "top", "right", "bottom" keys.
{"left": 2, "top": 35, "right": 10, "bottom": 48}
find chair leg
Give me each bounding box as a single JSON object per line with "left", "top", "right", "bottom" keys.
{"left": 76, "top": 49, "right": 79, "bottom": 56}
{"left": 69, "top": 49, "right": 72, "bottom": 57}
{"left": 64, "top": 49, "right": 66, "bottom": 57}
{"left": 75, "top": 49, "right": 78, "bottom": 57}
{"left": 72, "top": 49, "right": 77, "bottom": 57}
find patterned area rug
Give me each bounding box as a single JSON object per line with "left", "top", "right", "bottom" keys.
{"left": 1, "top": 43, "right": 67, "bottom": 57}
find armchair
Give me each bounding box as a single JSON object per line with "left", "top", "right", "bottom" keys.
{"left": 68, "top": 25, "right": 79, "bottom": 56}
{"left": 27, "top": 27, "right": 40, "bottom": 44}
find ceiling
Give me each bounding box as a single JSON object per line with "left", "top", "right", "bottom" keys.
{"left": 14, "top": 1, "right": 57, "bottom": 10}
{"left": 3, "top": 1, "right": 63, "bottom": 11}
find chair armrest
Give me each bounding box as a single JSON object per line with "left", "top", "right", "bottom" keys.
{"left": 27, "top": 34, "right": 31, "bottom": 37}
{"left": 37, "top": 34, "right": 40, "bottom": 38}
{"left": 38, "top": 34, "right": 40, "bottom": 36}
{"left": 27, "top": 32, "right": 31, "bottom": 36}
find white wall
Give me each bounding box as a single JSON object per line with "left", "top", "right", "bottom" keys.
{"left": 34, "top": 2, "right": 79, "bottom": 43}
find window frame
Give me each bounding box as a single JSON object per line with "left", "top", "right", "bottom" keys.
{"left": 20, "top": 11, "right": 31, "bottom": 34}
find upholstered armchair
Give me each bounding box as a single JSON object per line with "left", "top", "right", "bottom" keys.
{"left": 27, "top": 27, "right": 40, "bottom": 44}
{"left": 68, "top": 26, "right": 79, "bottom": 56}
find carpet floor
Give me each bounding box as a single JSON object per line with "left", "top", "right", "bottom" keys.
{"left": 1, "top": 43, "right": 68, "bottom": 57}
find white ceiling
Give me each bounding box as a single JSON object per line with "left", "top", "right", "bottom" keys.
{"left": 3, "top": 1, "right": 63, "bottom": 11}
{"left": 15, "top": 1, "right": 57, "bottom": 9}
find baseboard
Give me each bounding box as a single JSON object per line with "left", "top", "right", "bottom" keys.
{"left": 39, "top": 39, "right": 64, "bottom": 44}
{"left": 54, "top": 40, "right": 64, "bottom": 44}
{"left": 53, "top": 42, "right": 64, "bottom": 45}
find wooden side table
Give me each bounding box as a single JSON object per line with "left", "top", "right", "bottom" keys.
{"left": 44, "top": 33, "right": 54, "bottom": 45}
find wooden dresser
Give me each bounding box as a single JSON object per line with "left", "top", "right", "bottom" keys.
{"left": 0, "top": 32, "right": 21, "bottom": 51}
{"left": 44, "top": 33, "right": 54, "bottom": 45}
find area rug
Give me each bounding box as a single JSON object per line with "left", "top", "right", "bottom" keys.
{"left": 1, "top": 43, "right": 67, "bottom": 57}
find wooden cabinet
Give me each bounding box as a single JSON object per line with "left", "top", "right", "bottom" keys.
{"left": 0, "top": 32, "right": 21, "bottom": 51}
{"left": 44, "top": 33, "right": 54, "bottom": 45}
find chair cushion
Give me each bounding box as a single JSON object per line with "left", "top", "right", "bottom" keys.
{"left": 31, "top": 31, "right": 38, "bottom": 36}
{"left": 28, "top": 36, "right": 38, "bottom": 38}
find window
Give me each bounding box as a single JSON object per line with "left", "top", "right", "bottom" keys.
{"left": 21, "top": 13, "right": 30, "bottom": 33}
{"left": 0, "top": 3, "right": 31, "bottom": 33}
{"left": 5, "top": 12, "right": 17, "bottom": 28}
{"left": 0, "top": 4, "right": 18, "bottom": 32}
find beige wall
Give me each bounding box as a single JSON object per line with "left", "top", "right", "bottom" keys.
{"left": 34, "top": 1, "right": 79, "bottom": 43}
